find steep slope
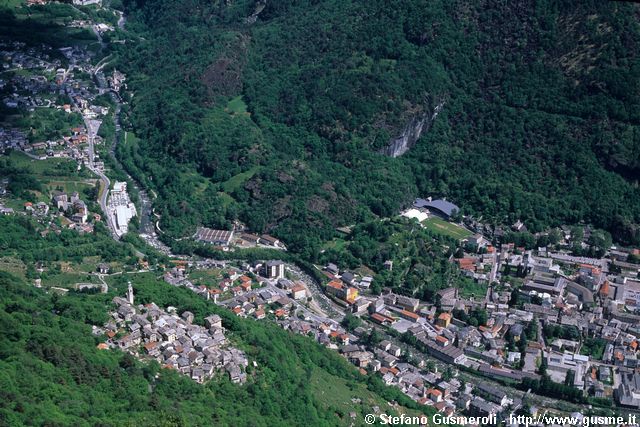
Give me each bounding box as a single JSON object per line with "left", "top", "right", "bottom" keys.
{"left": 0, "top": 264, "right": 427, "bottom": 425}
{"left": 118, "top": 0, "right": 640, "bottom": 250}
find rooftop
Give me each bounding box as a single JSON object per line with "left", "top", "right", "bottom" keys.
{"left": 414, "top": 198, "right": 460, "bottom": 216}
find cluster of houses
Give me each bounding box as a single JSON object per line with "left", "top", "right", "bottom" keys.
{"left": 98, "top": 284, "right": 248, "bottom": 384}
{"left": 158, "top": 259, "right": 531, "bottom": 420}
{"left": 1, "top": 39, "right": 111, "bottom": 167}
{"left": 107, "top": 69, "right": 126, "bottom": 93}
{"left": 445, "top": 233, "right": 640, "bottom": 408}
{"left": 90, "top": 245, "right": 640, "bottom": 422}
{"left": 321, "top": 264, "right": 382, "bottom": 312}
{"left": 0, "top": 184, "right": 97, "bottom": 233}
{"left": 317, "top": 207, "right": 640, "bottom": 414}
{"left": 164, "top": 260, "right": 305, "bottom": 321}
{"left": 0, "top": 128, "right": 28, "bottom": 153}
{"left": 53, "top": 190, "right": 89, "bottom": 224}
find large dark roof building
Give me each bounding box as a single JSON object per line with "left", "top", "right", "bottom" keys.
{"left": 414, "top": 198, "right": 460, "bottom": 219}
{"left": 616, "top": 371, "right": 640, "bottom": 408}
{"left": 195, "top": 227, "right": 234, "bottom": 246}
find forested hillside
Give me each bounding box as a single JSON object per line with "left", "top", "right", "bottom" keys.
{"left": 0, "top": 264, "right": 426, "bottom": 425}
{"left": 117, "top": 0, "right": 640, "bottom": 253}
{"left": 0, "top": 141, "right": 426, "bottom": 425}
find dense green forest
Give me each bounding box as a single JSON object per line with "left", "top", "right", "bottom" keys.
{"left": 114, "top": 0, "right": 640, "bottom": 255}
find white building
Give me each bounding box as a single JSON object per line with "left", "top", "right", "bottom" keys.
{"left": 114, "top": 204, "right": 136, "bottom": 235}
{"left": 622, "top": 280, "right": 640, "bottom": 308}
{"left": 401, "top": 208, "right": 428, "bottom": 223}
{"left": 109, "top": 182, "right": 136, "bottom": 236}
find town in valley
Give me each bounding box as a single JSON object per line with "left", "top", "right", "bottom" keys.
{"left": 2, "top": 0, "right": 640, "bottom": 426}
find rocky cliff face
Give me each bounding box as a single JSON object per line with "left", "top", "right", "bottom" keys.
{"left": 381, "top": 100, "right": 444, "bottom": 158}
{"left": 246, "top": 0, "right": 267, "bottom": 24}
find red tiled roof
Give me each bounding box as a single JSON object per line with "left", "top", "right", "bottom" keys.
{"left": 144, "top": 342, "right": 158, "bottom": 351}
{"left": 401, "top": 310, "right": 420, "bottom": 320}
{"left": 438, "top": 312, "right": 451, "bottom": 321}
{"left": 327, "top": 280, "right": 344, "bottom": 290}
{"left": 371, "top": 313, "right": 391, "bottom": 324}
{"left": 599, "top": 281, "right": 610, "bottom": 296}
{"left": 435, "top": 335, "right": 449, "bottom": 344}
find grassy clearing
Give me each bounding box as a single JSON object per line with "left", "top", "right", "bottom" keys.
{"left": 226, "top": 95, "right": 248, "bottom": 115}
{"left": 41, "top": 271, "right": 102, "bottom": 288}
{"left": 0, "top": 0, "right": 25, "bottom": 9}
{"left": 309, "top": 368, "right": 425, "bottom": 424}
{"left": 217, "top": 192, "right": 235, "bottom": 208}
{"left": 322, "top": 237, "right": 347, "bottom": 251}
{"left": 9, "top": 150, "right": 73, "bottom": 174}
{"left": 459, "top": 279, "right": 487, "bottom": 299}
{"left": 188, "top": 268, "right": 223, "bottom": 285}
{"left": 0, "top": 257, "right": 26, "bottom": 278}
{"left": 45, "top": 179, "right": 95, "bottom": 195}
{"left": 220, "top": 166, "right": 260, "bottom": 193}
{"left": 35, "top": 256, "right": 126, "bottom": 288}
{"left": 12, "top": 108, "right": 83, "bottom": 142}
{"left": 123, "top": 131, "right": 140, "bottom": 147}
{"left": 422, "top": 216, "right": 471, "bottom": 240}
{"left": 6, "top": 151, "right": 96, "bottom": 202}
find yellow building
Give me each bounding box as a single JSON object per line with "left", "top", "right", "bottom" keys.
{"left": 436, "top": 312, "right": 451, "bottom": 328}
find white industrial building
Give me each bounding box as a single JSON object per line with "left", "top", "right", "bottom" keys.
{"left": 108, "top": 182, "right": 137, "bottom": 237}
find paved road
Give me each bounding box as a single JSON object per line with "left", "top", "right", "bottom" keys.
{"left": 286, "top": 264, "right": 344, "bottom": 320}
{"left": 83, "top": 107, "right": 119, "bottom": 239}
{"left": 222, "top": 282, "right": 340, "bottom": 327}
{"left": 17, "top": 150, "right": 44, "bottom": 160}
{"left": 485, "top": 252, "right": 501, "bottom": 302}
{"left": 86, "top": 17, "right": 155, "bottom": 251}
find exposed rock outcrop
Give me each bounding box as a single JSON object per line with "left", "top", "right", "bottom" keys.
{"left": 246, "top": 0, "right": 267, "bottom": 24}
{"left": 381, "top": 98, "right": 445, "bottom": 158}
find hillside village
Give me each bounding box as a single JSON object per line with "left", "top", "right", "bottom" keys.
{"left": 1, "top": 40, "right": 111, "bottom": 163}
{"left": 3, "top": 0, "right": 640, "bottom": 425}
{"left": 1, "top": 183, "right": 97, "bottom": 234}
{"left": 0, "top": 12, "right": 139, "bottom": 239}
{"left": 96, "top": 283, "right": 249, "bottom": 384}
{"left": 146, "top": 195, "right": 640, "bottom": 422}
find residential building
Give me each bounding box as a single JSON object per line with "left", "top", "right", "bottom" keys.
{"left": 264, "top": 260, "right": 285, "bottom": 279}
